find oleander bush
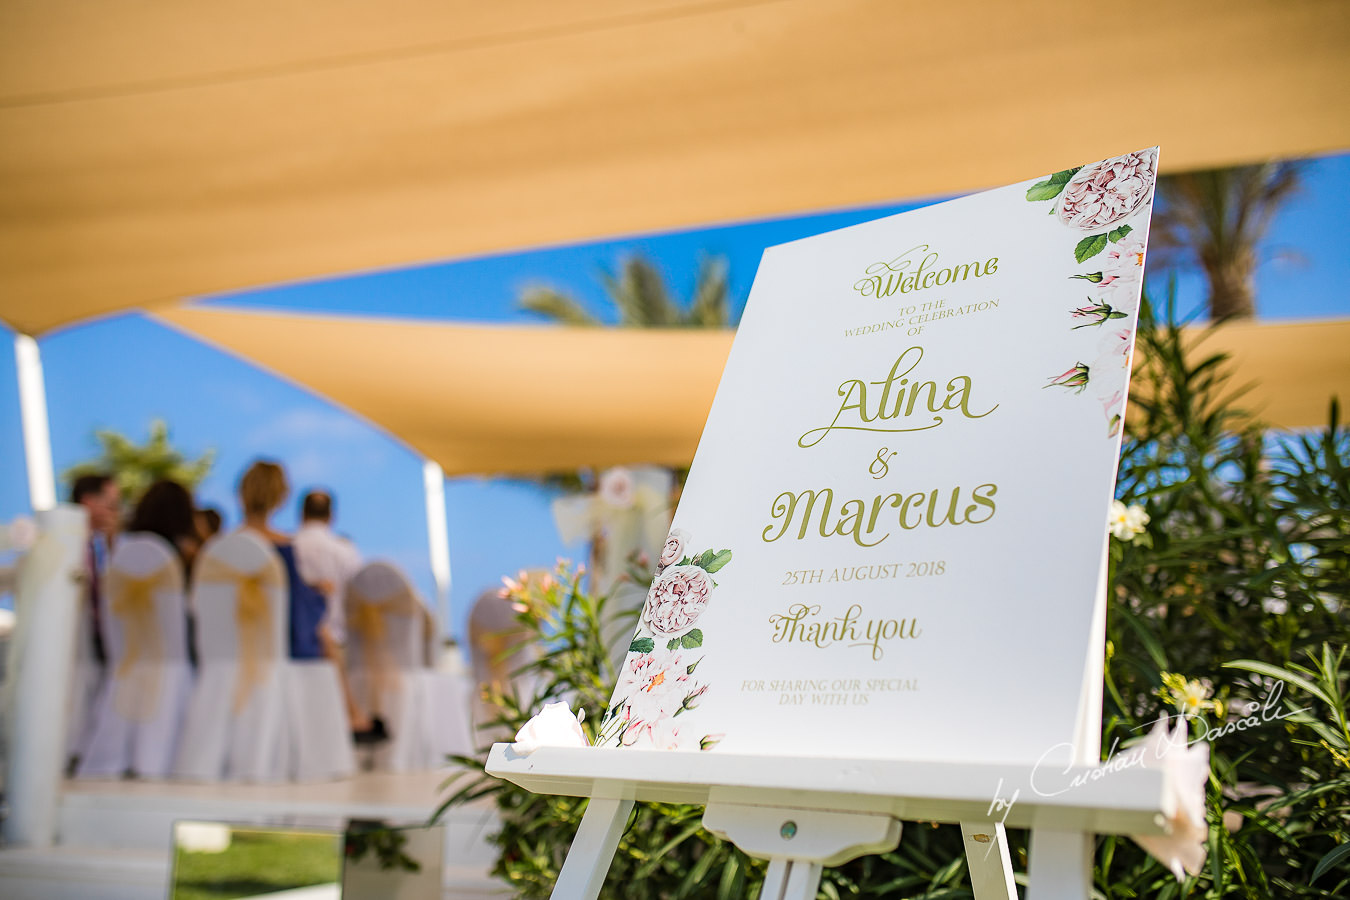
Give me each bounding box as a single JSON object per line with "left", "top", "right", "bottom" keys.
{"left": 437, "top": 298, "right": 1349, "bottom": 899}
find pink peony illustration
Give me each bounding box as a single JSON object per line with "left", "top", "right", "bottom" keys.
{"left": 658, "top": 528, "right": 690, "bottom": 570}
{"left": 642, "top": 564, "right": 712, "bottom": 636}
{"left": 1058, "top": 150, "right": 1157, "bottom": 231}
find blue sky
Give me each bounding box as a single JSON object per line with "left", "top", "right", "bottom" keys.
{"left": 3, "top": 151, "right": 1347, "bottom": 638}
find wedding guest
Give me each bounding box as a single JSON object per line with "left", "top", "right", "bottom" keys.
{"left": 72, "top": 473, "right": 121, "bottom": 664}
{"left": 126, "top": 480, "right": 201, "bottom": 665}
{"left": 195, "top": 506, "right": 223, "bottom": 542}
{"left": 130, "top": 480, "right": 202, "bottom": 573}
{"left": 67, "top": 473, "right": 120, "bottom": 767}
{"left": 237, "top": 461, "right": 379, "bottom": 739}
{"left": 293, "top": 490, "right": 361, "bottom": 648}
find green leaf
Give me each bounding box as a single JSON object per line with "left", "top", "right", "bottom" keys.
{"left": 1024, "top": 166, "right": 1081, "bottom": 202}
{"left": 1224, "top": 659, "right": 1337, "bottom": 709}
{"left": 692, "top": 549, "right": 715, "bottom": 568}
{"left": 667, "top": 637, "right": 681, "bottom": 650}
{"left": 680, "top": 629, "right": 704, "bottom": 649}
{"left": 1074, "top": 233, "right": 1108, "bottom": 263}
{"left": 1025, "top": 181, "right": 1067, "bottom": 202}
{"left": 628, "top": 637, "right": 654, "bottom": 654}
{"left": 1108, "top": 223, "right": 1134, "bottom": 243}
{"left": 686, "top": 658, "right": 702, "bottom": 675}
{"left": 702, "top": 549, "right": 733, "bottom": 574}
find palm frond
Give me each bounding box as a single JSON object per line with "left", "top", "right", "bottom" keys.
{"left": 517, "top": 288, "right": 602, "bottom": 326}
{"left": 684, "top": 257, "right": 731, "bottom": 328}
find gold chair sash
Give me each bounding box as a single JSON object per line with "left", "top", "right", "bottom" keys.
{"left": 349, "top": 591, "right": 417, "bottom": 714}
{"left": 107, "top": 561, "right": 179, "bottom": 721}
{"left": 196, "top": 555, "right": 283, "bottom": 714}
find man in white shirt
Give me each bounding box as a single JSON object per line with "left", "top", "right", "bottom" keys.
{"left": 292, "top": 490, "right": 362, "bottom": 646}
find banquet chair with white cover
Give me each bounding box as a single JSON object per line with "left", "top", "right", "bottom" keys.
{"left": 77, "top": 533, "right": 194, "bottom": 779}
{"left": 346, "top": 562, "right": 471, "bottom": 771}
{"left": 174, "top": 531, "right": 354, "bottom": 781}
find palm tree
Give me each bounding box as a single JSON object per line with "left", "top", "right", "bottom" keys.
{"left": 1152, "top": 162, "right": 1300, "bottom": 320}
{"left": 518, "top": 255, "right": 735, "bottom": 328}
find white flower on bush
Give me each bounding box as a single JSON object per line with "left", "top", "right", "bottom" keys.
{"left": 0, "top": 516, "right": 37, "bottom": 553}
{"left": 642, "top": 564, "right": 712, "bottom": 636}
{"left": 658, "top": 528, "right": 690, "bottom": 570}
{"left": 1109, "top": 500, "right": 1150, "bottom": 541}
{"left": 613, "top": 649, "right": 697, "bottom": 749}
{"left": 511, "top": 700, "right": 589, "bottom": 755}
{"left": 597, "top": 467, "right": 636, "bottom": 510}
{"left": 1058, "top": 150, "right": 1156, "bottom": 231}
{"left": 1127, "top": 717, "right": 1210, "bottom": 880}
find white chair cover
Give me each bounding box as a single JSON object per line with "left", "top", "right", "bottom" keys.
{"left": 467, "top": 586, "right": 541, "bottom": 745}
{"left": 346, "top": 562, "right": 471, "bottom": 770}
{"left": 77, "top": 533, "right": 193, "bottom": 779}
{"left": 173, "top": 531, "right": 355, "bottom": 781}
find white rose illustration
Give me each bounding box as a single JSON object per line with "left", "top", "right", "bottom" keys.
{"left": 642, "top": 564, "right": 712, "bottom": 636}
{"left": 1091, "top": 328, "right": 1134, "bottom": 436}
{"left": 613, "top": 649, "right": 696, "bottom": 749}
{"left": 1097, "top": 234, "right": 1149, "bottom": 311}
{"left": 1058, "top": 150, "right": 1157, "bottom": 232}
{"left": 658, "top": 528, "right": 690, "bottom": 570}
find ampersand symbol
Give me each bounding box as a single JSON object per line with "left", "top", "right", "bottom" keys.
{"left": 870, "top": 447, "right": 897, "bottom": 480}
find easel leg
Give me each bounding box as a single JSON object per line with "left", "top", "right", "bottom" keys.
{"left": 761, "top": 858, "right": 824, "bottom": 900}
{"left": 960, "top": 822, "right": 1018, "bottom": 900}
{"left": 551, "top": 796, "right": 635, "bottom": 900}
{"left": 1026, "top": 829, "right": 1092, "bottom": 900}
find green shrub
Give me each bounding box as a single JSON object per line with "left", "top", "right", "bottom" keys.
{"left": 439, "top": 299, "right": 1348, "bottom": 899}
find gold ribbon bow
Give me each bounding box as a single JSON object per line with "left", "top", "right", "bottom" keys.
{"left": 197, "top": 555, "right": 282, "bottom": 714}
{"left": 107, "top": 562, "right": 178, "bottom": 721}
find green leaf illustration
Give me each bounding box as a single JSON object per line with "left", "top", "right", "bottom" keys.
{"left": 667, "top": 637, "right": 681, "bottom": 650}
{"left": 676, "top": 556, "right": 692, "bottom": 567}
{"left": 680, "top": 629, "right": 704, "bottom": 649}
{"left": 702, "top": 549, "right": 733, "bottom": 573}
{"left": 1075, "top": 234, "right": 1108, "bottom": 263}
{"left": 628, "top": 637, "right": 654, "bottom": 654}
{"left": 1070, "top": 272, "right": 1105, "bottom": 283}
{"left": 1107, "top": 224, "right": 1133, "bottom": 243}
{"left": 692, "top": 549, "right": 715, "bottom": 569}
{"left": 686, "top": 658, "right": 702, "bottom": 675}
{"left": 1024, "top": 166, "right": 1081, "bottom": 201}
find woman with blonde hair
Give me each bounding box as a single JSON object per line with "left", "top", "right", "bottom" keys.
{"left": 237, "top": 460, "right": 382, "bottom": 740}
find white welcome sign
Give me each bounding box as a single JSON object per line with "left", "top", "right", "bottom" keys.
{"left": 489, "top": 149, "right": 1167, "bottom": 900}
{"left": 594, "top": 148, "right": 1159, "bottom": 766}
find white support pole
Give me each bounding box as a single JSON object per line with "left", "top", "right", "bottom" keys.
{"left": 3, "top": 505, "right": 87, "bottom": 847}
{"left": 422, "top": 459, "right": 452, "bottom": 636}
{"left": 14, "top": 334, "right": 57, "bottom": 512}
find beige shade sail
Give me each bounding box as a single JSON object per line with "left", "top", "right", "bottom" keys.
{"left": 154, "top": 307, "right": 1349, "bottom": 477}
{"left": 4, "top": 0, "right": 1350, "bottom": 337}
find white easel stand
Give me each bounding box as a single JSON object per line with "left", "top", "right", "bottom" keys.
{"left": 487, "top": 746, "right": 1166, "bottom": 900}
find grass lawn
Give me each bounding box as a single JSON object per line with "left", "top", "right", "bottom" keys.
{"left": 171, "top": 827, "right": 341, "bottom": 900}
